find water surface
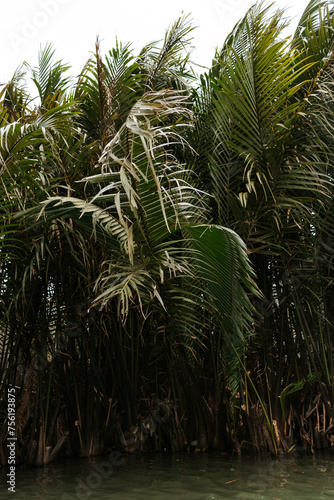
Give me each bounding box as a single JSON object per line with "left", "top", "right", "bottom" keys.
{"left": 1, "top": 450, "right": 334, "bottom": 499}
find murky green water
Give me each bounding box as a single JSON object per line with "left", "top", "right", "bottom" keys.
{"left": 1, "top": 451, "right": 334, "bottom": 499}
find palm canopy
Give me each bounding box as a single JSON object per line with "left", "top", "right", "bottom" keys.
{"left": 19, "top": 86, "right": 256, "bottom": 333}
{"left": 3, "top": 1, "right": 333, "bottom": 461}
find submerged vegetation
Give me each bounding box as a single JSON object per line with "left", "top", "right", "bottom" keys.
{"left": 1, "top": 1, "right": 334, "bottom": 465}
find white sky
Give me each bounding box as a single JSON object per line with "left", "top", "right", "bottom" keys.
{"left": 1, "top": 0, "right": 312, "bottom": 83}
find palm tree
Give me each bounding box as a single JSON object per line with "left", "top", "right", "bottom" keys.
{"left": 193, "top": 0, "right": 334, "bottom": 452}
{"left": 0, "top": 16, "right": 256, "bottom": 464}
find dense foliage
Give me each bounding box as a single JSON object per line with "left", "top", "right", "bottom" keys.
{"left": 1, "top": 1, "right": 334, "bottom": 464}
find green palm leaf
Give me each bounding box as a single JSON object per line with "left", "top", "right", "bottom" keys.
{"left": 186, "top": 224, "right": 258, "bottom": 340}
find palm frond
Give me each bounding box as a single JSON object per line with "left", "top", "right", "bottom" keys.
{"left": 24, "top": 43, "right": 71, "bottom": 107}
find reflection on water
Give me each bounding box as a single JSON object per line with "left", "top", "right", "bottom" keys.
{"left": 1, "top": 450, "right": 334, "bottom": 499}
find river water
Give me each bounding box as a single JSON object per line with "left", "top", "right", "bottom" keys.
{"left": 1, "top": 450, "right": 334, "bottom": 499}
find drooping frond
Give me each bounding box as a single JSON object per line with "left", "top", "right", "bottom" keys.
{"left": 186, "top": 224, "right": 259, "bottom": 341}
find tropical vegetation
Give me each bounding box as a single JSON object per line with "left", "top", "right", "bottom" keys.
{"left": 1, "top": 0, "right": 334, "bottom": 465}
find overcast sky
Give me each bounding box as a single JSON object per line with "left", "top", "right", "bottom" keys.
{"left": 1, "top": 0, "right": 313, "bottom": 83}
